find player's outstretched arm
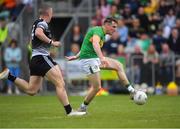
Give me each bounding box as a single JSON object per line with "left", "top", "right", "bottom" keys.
{"left": 65, "top": 51, "right": 81, "bottom": 61}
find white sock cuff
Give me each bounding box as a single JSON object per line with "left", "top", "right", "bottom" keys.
{"left": 81, "top": 103, "right": 87, "bottom": 108}
{"left": 127, "top": 85, "right": 135, "bottom": 93}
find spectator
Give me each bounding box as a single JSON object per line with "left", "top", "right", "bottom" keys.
{"left": 124, "top": 34, "right": 137, "bottom": 55}
{"left": 0, "top": 18, "right": 8, "bottom": 46}
{"left": 93, "top": 8, "right": 104, "bottom": 26}
{"left": 158, "top": 0, "right": 171, "bottom": 17}
{"left": 0, "top": 10, "right": 10, "bottom": 19}
{"left": 4, "top": 39, "right": 22, "bottom": 94}
{"left": 142, "top": 44, "right": 159, "bottom": 86}
{"left": 136, "top": 6, "right": 149, "bottom": 32}
{"left": 109, "top": 4, "right": 120, "bottom": 18}
{"left": 136, "top": 33, "right": 151, "bottom": 53}
{"left": 162, "top": 9, "right": 176, "bottom": 28}
{"left": 7, "top": 20, "right": 20, "bottom": 40}
{"left": 130, "top": 45, "right": 144, "bottom": 84}
{"left": 98, "top": 0, "right": 110, "bottom": 18}
{"left": 143, "top": 44, "right": 159, "bottom": 64}
{"left": 71, "top": 24, "right": 84, "bottom": 47}
{"left": 175, "top": 18, "right": 180, "bottom": 30}
{"left": 148, "top": 13, "right": 161, "bottom": 33}
{"left": 113, "top": 0, "right": 122, "bottom": 11}
{"left": 117, "top": 16, "right": 128, "bottom": 45}
{"left": 126, "top": 0, "right": 140, "bottom": 14}
{"left": 0, "top": 18, "right": 9, "bottom": 69}
{"left": 117, "top": 44, "right": 128, "bottom": 61}
{"left": 162, "top": 25, "right": 172, "bottom": 39}
{"left": 168, "top": 27, "right": 180, "bottom": 55}
{"left": 104, "top": 31, "right": 121, "bottom": 57}
{"left": 162, "top": 9, "right": 176, "bottom": 39}
{"left": 152, "top": 29, "right": 166, "bottom": 53}
{"left": 122, "top": 3, "right": 133, "bottom": 27}
{"left": 10, "top": 0, "right": 25, "bottom": 21}
{"left": 175, "top": 0, "right": 180, "bottom": 18}
{"left": 129, "top": 18, "right": 145, "bottom": 38}
{"left": 159, "top": 43, "right": 174, "bottom": 86}
{"left": 67, "top": 43, "right": 80, "bottom": 56}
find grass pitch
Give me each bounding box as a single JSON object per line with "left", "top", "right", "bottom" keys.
{"left": 0, "top": 95, "right": 180, "bottom": 128}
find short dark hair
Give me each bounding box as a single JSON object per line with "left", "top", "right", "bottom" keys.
{"left": 103, "top": 17, "right": 118, "bottom": 24}
{"left": 39, "top": 4, "right": 51, "bottom": 15}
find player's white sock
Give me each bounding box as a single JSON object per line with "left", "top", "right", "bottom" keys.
{"left": 78, "top": 103, "right": 88, "bottom": 112}
{"left": 127, "top": 85, "right": 135, "bottom": 93}
{"left": 81, "top": 103, "right": 88, "bottom": 109}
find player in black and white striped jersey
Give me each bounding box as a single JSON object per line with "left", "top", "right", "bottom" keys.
{"left": 0, "top": 4, "right": 86, "bottom": 116}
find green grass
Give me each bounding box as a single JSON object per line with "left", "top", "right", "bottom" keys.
{"left": 0, "top": 95, "right": 180, "bottom": 128}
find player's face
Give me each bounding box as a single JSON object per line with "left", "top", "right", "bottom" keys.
{"left": 106, "top": 21, "right": 117, "bottom": 35}
{"left": 47, "top": 8, "right": 53, "bottom": 23}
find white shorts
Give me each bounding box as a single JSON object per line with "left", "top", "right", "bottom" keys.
{"left": 79, "top": 58, "right": 101, "bottom": 75}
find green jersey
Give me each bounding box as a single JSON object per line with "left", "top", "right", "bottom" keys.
{"left": 79, "top": 26, "right": 105, "bottom": 59}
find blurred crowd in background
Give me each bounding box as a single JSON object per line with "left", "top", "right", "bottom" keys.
{"left": 0, "top": 0, "right": 33, "bottom": 94}
{"left": 0, "top": 0, "right": 180, "bottom": 95}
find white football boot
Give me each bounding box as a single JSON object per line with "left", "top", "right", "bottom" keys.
{"left": 0, "top": 68, "right": 9, "bottom": 80}
{"left": 77, "top": 104, "right": 87, "bottom": 112}
{"left": 67, "top": 110, "right": 86, "bottom": 116}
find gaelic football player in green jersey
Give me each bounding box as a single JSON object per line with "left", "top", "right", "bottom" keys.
{"left": 66, "top": 17, "right": 135, "bottom": 112}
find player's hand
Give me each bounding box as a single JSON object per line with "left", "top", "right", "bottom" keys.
{"left": 65, "top": 56, "right": 78, "bottom": 61}
{"left": 52, "top": 41, "right": 61, "bottom": 47}
{"left": 100, "top": 57, "right": 108, "bottom": 68}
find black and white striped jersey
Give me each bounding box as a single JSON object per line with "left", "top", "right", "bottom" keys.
{"left": 31, "top": 18, "right": 52, "bottom": 57}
